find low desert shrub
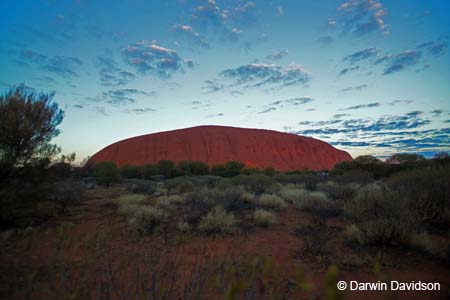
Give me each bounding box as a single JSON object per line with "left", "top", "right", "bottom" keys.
{"left": 129, "top": 206, "right": 165, "bottom": 233}
{"left": 214, "top": 186, "right": 254, "bottom": 212}
{"left": 159, "top": 194, "right": 184, "bottom": 206}
{"left": 257, "top": 194, "right": 287, "bottom": 210}
{"left": 117, "top": 202, "right": 140, "bottom": 217}
{"left": 49, "top": 180, "right": 84, "bottom": 213}
{"left": 343, "top": 184, "right": 420, "bottom": 246}
{"left": 176, "top": 221, "right": 192, "bottom": 232}
{"left": 407, "top": 232, "right": 447, "bottom": 259}
{"left": 120, "top": 165, "right": 142, "bottom": 179}
{"left": 126, "top": 179, "right": 156, "bottom": 195}
{"left": 198, "top": 206, "right": 236, "bottom": 235}
{"left": 229, "top": 174, "right": 278, "bottom": 195}
{"left": 294, "top": 191, "right": 339, "bottom": 216}
{"left": 386, "top": 166, "right": 450, "bottom": 229}
{"left": 92, "top": 162, "right": 120, "bottom": 186}
{"left": 116, "top": 194, "right": 147, "bottom": 206}
{"left": 182, "top": 189, "right": 218, "bottom": 224}
{"left": 253, "top": 209, "right": 277, "bottom": 227}
{"left": 317, "top": 181, "right": 358, "bottom": 201}
{"left": 116, "top": 194, "right": 147, "bottom": 217}
{"left": 278, "top": 185, "right": 307, "bottom": 204}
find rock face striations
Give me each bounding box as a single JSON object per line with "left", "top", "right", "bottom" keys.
{"left": 88, "top": 125, "right": 352, "bottom": 171}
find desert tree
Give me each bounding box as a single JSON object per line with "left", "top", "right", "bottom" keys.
{"left": 0, "top": 85, "right": 64, "bottom": 181}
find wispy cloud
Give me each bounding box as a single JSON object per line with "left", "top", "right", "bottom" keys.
{"left": 382, "top": 50, "right": 422, "bottom": 75}
{"left": 338, "top": 65, "right": 360, "bottom": 76}
{"left": 257, "top": 97, "right": 314, "bottom": 114}
{"left": 340, "top": 84, "right": 368, "bottom": 92}
{"left": 341, "top": 102, "right": 380, "bottom": 110}
{"left": 172, "top": 24, "right": 210, "bottom": 48}
{"left": 122, "top": 107, "right": 156, "bottom": 115}
{"left": 86, "top": 88, "right": 156, "bottom": 106}
{"left": 216, "top": 62, "right": 311, "bottom": 91}
{"left": 343, "top": 48, "right": 380, "bottom": 64}
{"left": 122, "top": 40, "right": 193, "bottom": 78}
{"left": 266, "top": 49, "right": 289, "bottom": 61}
{"left": 191, "top": 0, "right": 257, "bottom": 41}
{"left": 331, "top": 0, "right": 389, "bottom": 36}
{"left": 8, "top": 48, "right": 83, "bottom": 79}
{"left": 95, "top": 54, "right": 135, "bottom": 87}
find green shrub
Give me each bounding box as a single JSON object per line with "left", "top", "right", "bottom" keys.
{"left": 258, "top": 194, "right": 287, "bottom": 210}
{"left": 141, "top": 163, "right": 159, "bottom": 179}
{"left": 386, "top": 166, "right": 450, "bottom": 228}
{"left": 116, "top": 194, "right": 147, "bottom": 217}
{"left": 126, "top": 179, "right": 156, "bottom": 194}
{"left": 407, "top": 232, "right": 447, "bottom": 258}
{"left": 343, "top": 184, "right": 420, "bottom": 246}
{"left": 49, "top": 180, "right": 84, "bottom": 213}
{"left": 156, "top": 160, "right": 177, "bottom": 178}
{"left": 211, "top": 161, "right": 245, "bottom": 177}
{"left": 156, "top": 195, "right": 183, "bottom": 210}
{"left": 230, "top": 174, "right": 278, "bottom": 195}
{"left": 278, "top": 185, "right": 307, "bottom": 203}
{"left": 294, "top": 191, "right": 339, "bottom": 216}
{"left": 117, "top": 202, "right": 140, "bottom": 217}
{"left": 182, "top": 189, "right": 218, "bottom": 224}
{"left": 120, "top": 165, "right": 142, "bottom": 179}
{"left": 317, "top": 181, "right": 358, "bottom": 201}
{"left": 198, "top": 206, "right": 236, "bottom": 235}
{"left": 214, "top": 186, "right": 254, "bottom": 212}
{"left": 116, "top": 194, "right": 147, "bottom": 206}
{"left": 253, "top": 209, "right": 277, "bottom": 227}
{"left": 177, "top": 161, "right": 209, "bottom": 176}
{"left": 345, "top": 224, "right": 364, "bottom": 245}
{"left": 93, "top": 162, "right": 120, "bottom": 186}
{"left": 129, "top": 206, "right": 165, "bottom": 233}
{"left": 176, "top": 221, "right": 192, "bottom": 232}
{"left": 165, "top": 177, "right": 196, "bottom": 194}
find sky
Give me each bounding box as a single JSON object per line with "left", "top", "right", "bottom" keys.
{"left": 0, "top": 0, "right": 449, "bottom": 160}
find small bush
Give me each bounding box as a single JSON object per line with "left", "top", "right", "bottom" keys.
{"left": 129, "top": 206, "right": 165, "bottom": 233}
{"left": 343, "top": 184, "right": 420, "bottom": 246}
{"left": 156, "top": 195, "right": 183, "bottom": 210}
{"left": 117, "top": 202, "right": 140, "bottom": 217}
{"left": 215, "top": 186, "right": 254, "bottom": 212}
{"left": 120, "top": 165, "right": 142, "bottom": 179}
{"left": 198, "top": 206, "right": 236, "bottom": 235}
{"left": 116, "top": 194, "right": 147, "bottom": 206}
{"left": 317, "top": 182, "right": 358, "bottom": 201}
{"left": 176, "top": 221, "right": 192, "bottom": 232}
{"left": 278, "top": 185, "right": 307, "bottom": 203}
{"left": 49, "top": 180, "right": 84, "bottom": 213}
{"left": 182, "top": 189, "right": 218, "bottom": 224}
{"left": 92, "top": 161, "right": 120, "bottom": 186}
{"left": 386, "top": 166, "right": 450, "bottom": 228}
{"left": 253, "top": 209, "right": 277, "bottom": 227}
{"left": 211, "top": 161, "right": 245, "bottom": 177}
{"left": 294, "top": 191, "right": 339, "bottom": 216}
{"left": 258, "top": 194, "right": 287, "bottom": 210}
{"left": 345, "top": 224, "right": 365, "bottom": 245}
{"left": 126, "top": 179, "right": 157, "bottom": 195}
{"left": 407, "top": 232, "right": 447, "bottom": 258}
{"left": 116, "top": 194, "right": 147, "bottom": 217}
{"left": 230, "top": 174, "right": 278, "bottom": 195}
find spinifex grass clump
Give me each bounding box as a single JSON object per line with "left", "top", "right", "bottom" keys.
{"left": 253, "top": 209, "right": 277, "bottom": 227}
{"left": 198, "top": 206, "right": 236, "bottom": 236}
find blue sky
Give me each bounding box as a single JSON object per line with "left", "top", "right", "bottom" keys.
{"left": 0, "top": 0, "right": 449, "bottom": 160}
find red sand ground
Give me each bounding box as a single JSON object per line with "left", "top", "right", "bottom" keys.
{"left": 88, "top": 125, "right": 352, "bottom": 171}
{"left": 2, "top": 186, "right": 449, "bottom": 300}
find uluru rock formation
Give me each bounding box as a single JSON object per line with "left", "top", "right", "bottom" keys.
{"left": 88, "top": 125, "right": 352, "bottom": 171}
